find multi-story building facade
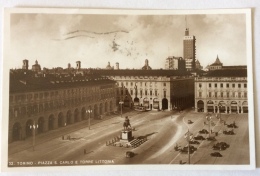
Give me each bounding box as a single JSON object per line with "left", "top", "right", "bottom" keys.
{"left": 165, "top": 56, "right": 186, "bottom": 71}
{"left": 183, "top": 28, "right": 196, "bottom": 71}
{"left": 9, "top": 68, "right": 117, "bottom": 143}
{"left": 92, "top": 70, "right": 194, "bottom": 111}
{"left": 194, "top": 68, "right": 248, "bottom": 114}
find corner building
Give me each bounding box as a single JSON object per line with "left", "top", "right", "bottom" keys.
{"left": 9, "top": 70, "right": 117, "bottom": 143}
{"left": 195, "top": 68, "right": 248, "bottom": 114}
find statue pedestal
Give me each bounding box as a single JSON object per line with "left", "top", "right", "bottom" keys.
{"left": 121, "top": 130, "right": 133, "bottom": 141}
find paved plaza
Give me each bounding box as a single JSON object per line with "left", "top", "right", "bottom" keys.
{"left": 8, "top": 109, "right": 249, "bottom": 166}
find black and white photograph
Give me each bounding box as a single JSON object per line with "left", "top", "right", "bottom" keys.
{"left": 1, "top": 8, "right": 255, "bottom": 171}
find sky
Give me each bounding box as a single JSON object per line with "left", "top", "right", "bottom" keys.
{"left": 9, "top": 12, "right": 247, "bottom": 70}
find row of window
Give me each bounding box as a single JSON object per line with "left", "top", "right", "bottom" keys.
{"left": 9, "top": 96, "right": 102, "bottom": 119}
{"left": 198, "top": 92, "right": 247, "bottom": 98}
{"left": 10, "top": 87, "right": 114, "bottom": 103}
{"left": 119, "top": 82, "right": 167, "bottom": 87}
{"left": 119, "top": 89, "right": 165, "bottom": 97}
{"left": 199, "top": 83, "right": 247, "bottom": 88}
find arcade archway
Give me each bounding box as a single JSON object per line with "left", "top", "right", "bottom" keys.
{"left": 12, "top": 122, "right": 22, "bottom": 141}
{"left": 242, "top": 101, "right": 248, "bottom": 113}
{"left": 231, "top": 101, "right": 238, "bottom": 113}
{"left": 25, "top": 119, "right": 33, "bottom": 138}
{"left": 207, "top": 100, "right": 214, "bottom": 112}
{"left": 162, "top": 98, "right": 168, "bottom": 110}
{"left": 197, "top": 100, "right": 204, "bottom": 112}
{"left": 134, "top": 97, "right": 140, "bottom": 106}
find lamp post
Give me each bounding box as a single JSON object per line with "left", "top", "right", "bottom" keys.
{"left": 30, "top": 120, "right": 38, "bottom": 151}
{"left": 183, "top": 117, "right": 193, "bottom": 165}
{"left": 119, "top": 101, "right": 124, "bottom": 118}
{"left": 86, "top": 109, "right": 92, "bottom": 130}
{"left": 185, "top": 130, "right": 192, "bottom": 164}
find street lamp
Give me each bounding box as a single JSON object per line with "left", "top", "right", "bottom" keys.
{"left": 86, "top": 109, "right": 92, "bottom": 130}
{"left": 119, "top": 101, "right": 124, "bottom": 118}
{"left": 29, "top": 120, "right": 38, "bottom": 151}
{"left": 183, "top": 117, "right": 193, "bottom": 165}
{"left": 184, "top": 130, "right": 193, "bottom": 164}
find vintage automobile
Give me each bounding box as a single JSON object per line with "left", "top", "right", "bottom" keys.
{"left": 180, "top": 146, "right": 197, "bottom": 153}
{"left": 227, "top": 123, "right": 238, "bottom": 128}
{"left": 125, "top": 151, "right": 135, "bottom": 158}
{"left": 223, "top": 130, "right": 235, "bottom": 135}
{"left": 187, "top": 120, "right": 193, "bottom": 124}
{"left": 206, "top": 136, "right": 216, "bottom": 141}
{"left": 213, "top": 142, "right": 229, "bottom": 150}
{"left": 210, "top": 152, "right": 222, "bottom": 157}
{"left": 189, "top": 140, "right": 200, "bottom": 145}
{"left": 199, "top": 129, "right": 209, "bottom": 134}
{"left": 194, "top": 135, "right": 205, "bottom": 140}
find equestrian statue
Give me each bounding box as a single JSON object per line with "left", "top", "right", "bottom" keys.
{"left": 123, "top": 116, "right": 131, "bottom": 130}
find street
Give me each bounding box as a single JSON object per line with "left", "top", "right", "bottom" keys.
{"left": 8, "top": 109, "right": 249, "bottom": 166}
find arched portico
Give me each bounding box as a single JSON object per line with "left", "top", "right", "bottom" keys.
{"left": 12, "top": 122, "right": 22, "bottom": 141}
{"left": 134, "top": 97, "right": 140, "bottom": 106}
{"left": 197, "top": 100, "right": 204, "bottom": 112}
{"left": 162, "top": 98, "right": 168, "bottom": 110}
{"left": 231, "top": 101, "right": 238, "bottom": 113}
{"left": 207, "top": 100, "right": 214, "bottom": 113}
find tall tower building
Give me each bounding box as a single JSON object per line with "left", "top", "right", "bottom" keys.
{"left": 183, "top": 22, "right": 196, "bottom": 71}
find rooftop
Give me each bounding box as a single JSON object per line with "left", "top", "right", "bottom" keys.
{"left": 90, "top": 69, "right": 191, "bottom": 77}
{"left": 205, "top": 68, "right": 247, "bottom": 77}
{"left": 10, "top": 72, "right": 115, "bottom": 93}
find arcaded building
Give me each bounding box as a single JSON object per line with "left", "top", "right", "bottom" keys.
{"left": 9, "top": 68, "right": 117, "bottom": 143}
{"left": 194, "top": 68, "right": 248, "bottom": 114}
{"left": 92, "top": 69, "right": 194, "bottom": 111}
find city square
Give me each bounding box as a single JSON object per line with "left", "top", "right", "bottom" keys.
{"left": 8, "top": 109, "right": 249, "bottom": 165}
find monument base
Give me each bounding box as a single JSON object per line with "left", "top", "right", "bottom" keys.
{"left": 121, "top": 130, "right": 133, "bottom": 141}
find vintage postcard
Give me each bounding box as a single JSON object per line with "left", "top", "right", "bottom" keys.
{"left": 1, "top": 8, "right": 255, "bottom": 171}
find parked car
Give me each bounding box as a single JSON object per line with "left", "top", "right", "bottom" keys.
{"left": 194, "top": 135, "right": 205, "bottom": 140}
{"left": 188, "top": 120, "right": 193, "bottom": 124}
{"left": 180, "top": 146, "right": 197, "bottom": 153}
{"left": 199, "top": 129, "right": 209, "bottom": 134}
{"left": 213, "top": 142, "right": 229, "bottom": 150}
{"left": 210, "top": 152, "right": 222, "bottom": 157}
{"left": 223, "top": 130, "right": 235, "bottom": 135}
{"left": 227, "top": 123, "right": 238, "bottom": 128}
{"left": 189, "top": 140, "right": 200, "bottom": 145}
{"left": 206, "top": 136, "right": 216, "bottom": 141}
{"left": 125, "top": 151, "right": 135, "bottom": 158}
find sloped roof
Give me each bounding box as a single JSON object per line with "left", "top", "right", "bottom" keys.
{"left": 210, "top": 55, "right": 223, "bottom": 66}
{"left": 10, "top": 73, "right": 115, "bottom": 93}
{"left": 91, "top": 69, "right": 190, "bottom": 77}
{"left": 205, "top": 69, "right": 247, "bottom": 77}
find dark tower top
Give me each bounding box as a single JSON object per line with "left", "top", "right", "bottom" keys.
{"left": 185, "top": 28, "right": 189, "bottom": 36}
